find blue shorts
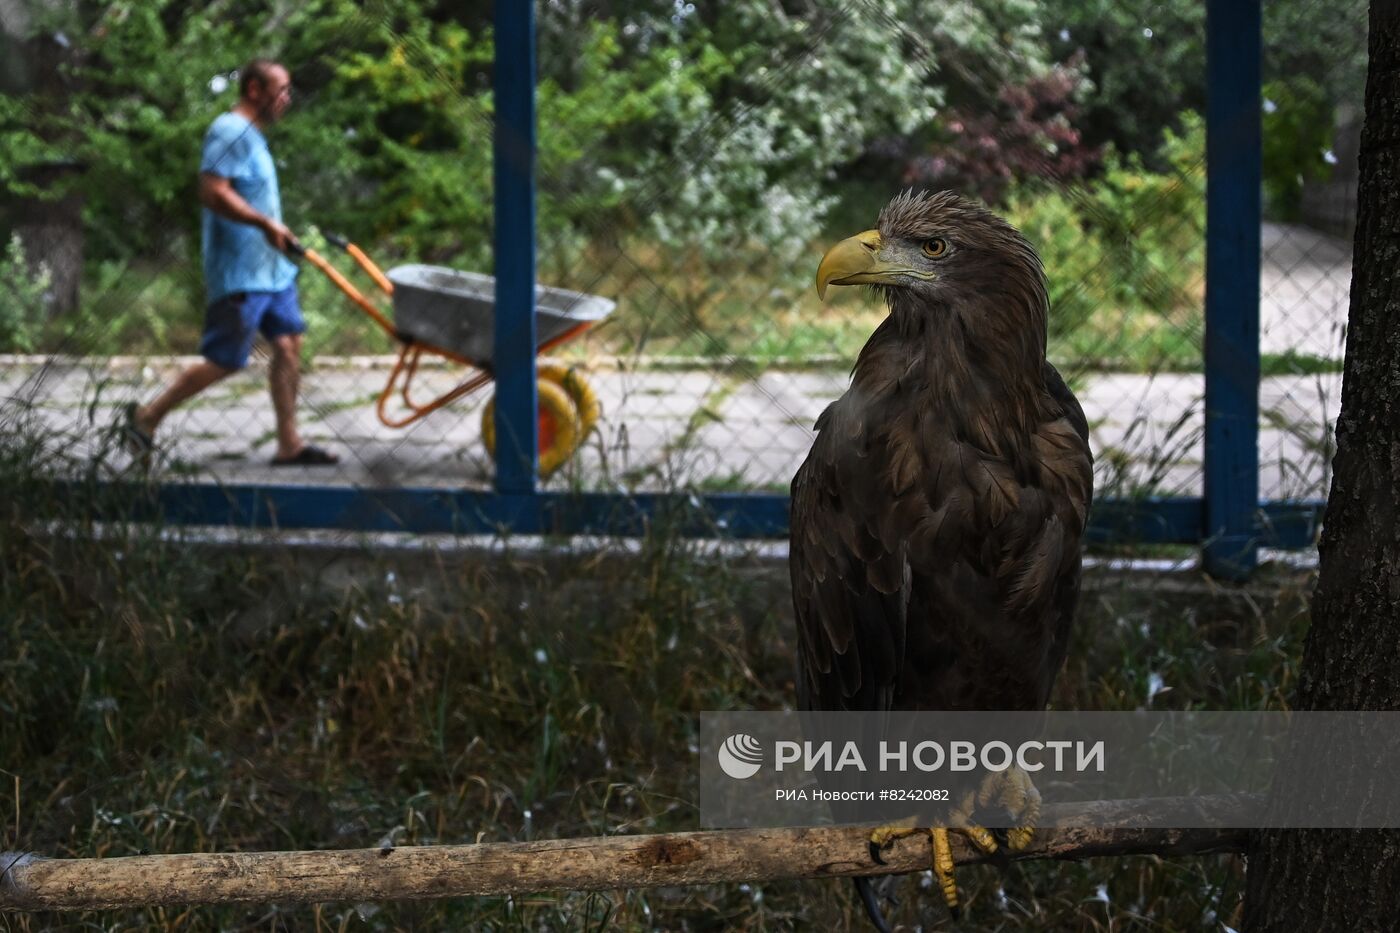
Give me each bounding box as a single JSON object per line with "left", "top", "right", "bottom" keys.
{"left": 199, "top": 285, "right": 306, "bottom": 371}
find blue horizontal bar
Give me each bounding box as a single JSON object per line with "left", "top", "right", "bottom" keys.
{"left": 66, "top": 482, "right": 788, "bottom": 539}
{"left": 1085, "top": 498, "right": 1322, "bottom": 550}
{"left": 1254, "top": 500, "right": 1326, "bottom": 551}
{"left": 53, "top": 482, "right": 1324, "bottom": 551}
{"left": 1084, "top": 497, "right": 1205, "bottom": 547}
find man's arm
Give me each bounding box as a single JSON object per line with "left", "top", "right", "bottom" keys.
{"left": 198, "top": 173, "right": 295, "bottom": 252}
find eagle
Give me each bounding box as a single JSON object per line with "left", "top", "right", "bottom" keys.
{"left": 790, "top": 190, "right": 1093, "bottom": 927}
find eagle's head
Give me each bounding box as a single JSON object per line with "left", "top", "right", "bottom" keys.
{"left": 816, "top": 189, "right": 1049, "bottom": 354}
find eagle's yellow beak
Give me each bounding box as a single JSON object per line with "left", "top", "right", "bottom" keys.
{"left": 817, "top": 225, "right": 935, "bottom": 295}
{"left": 816, "top": 229, "right": 891, "bottom": 300}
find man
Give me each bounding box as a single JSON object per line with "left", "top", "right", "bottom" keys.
{"left": 123, "top": 57, "right": 338, "bottom": 466}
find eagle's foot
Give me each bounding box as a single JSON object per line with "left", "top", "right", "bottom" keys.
{"left": 867, "top": 809, "right": 1001, "bottom": 919}
{"left": 973, "top": 765, "right": 1042, "bottom": 851}
{"left": 863, "top": 769, "right": 1042, "bottom": 920}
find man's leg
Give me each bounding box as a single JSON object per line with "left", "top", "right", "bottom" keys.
{"left": 268, "top": 332, "right": 305, "bottom": 460}
{"left": 134, "top": 361, "right": 233, "bottom": 438}
{"left": 262, "top": 285, "right": 337, "bottom": 464}
{"left": 131, "top": 291, "right": 253, "bottom": 442}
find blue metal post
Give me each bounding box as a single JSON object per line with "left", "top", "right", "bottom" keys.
{"left": 493, "top": 2, "right": 539, "bottom": 493}
{"left": 1204, "top": 0, "right": 1262, "bottom": 580}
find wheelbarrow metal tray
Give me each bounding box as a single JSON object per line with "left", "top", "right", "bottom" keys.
{"left": 386, "top": 264, "right": 614, "bottom": 365}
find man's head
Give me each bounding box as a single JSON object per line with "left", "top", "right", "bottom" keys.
{"left": 238, "top": 58, "right": 292, "bottom": 124}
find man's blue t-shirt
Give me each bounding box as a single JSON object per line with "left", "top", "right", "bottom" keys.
{"left": 199, "top": 112, "right": 298, "bottom": 304}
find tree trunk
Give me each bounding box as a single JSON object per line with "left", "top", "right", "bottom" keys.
{"left": 0, "top": 7, "right": 85, "bottom": 318}
{"left": 9, "top": 163, "right": 85, "bottom": 319}
{"left": 1243, "top": 2, "right": 1400, "bottom": 929}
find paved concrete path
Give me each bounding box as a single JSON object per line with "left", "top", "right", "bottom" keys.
{"left": 1260, "top": 222, "right": 1352, "bottom": 359}
{"left": 0, "top": 222, "right": 1348, "bottom": 504}
{"left": 2, "top": 357, "right": 1338, "bottom": 503}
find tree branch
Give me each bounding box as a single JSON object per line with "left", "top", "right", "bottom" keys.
{"left": 1, "top": 794, "right": 1259, "bottom": 912}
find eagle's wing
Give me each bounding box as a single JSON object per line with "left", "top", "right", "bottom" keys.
{"left": 790, "top": 391, "right": 908, "bottom": 713}
{"left": 1032, "top": 360, "right": 1095, "bottom": 703}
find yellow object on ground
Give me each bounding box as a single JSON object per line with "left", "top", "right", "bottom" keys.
{"left": 481, "top": 378, "right": 581, "bottom": 476}
{"left": 537, "top": 360, "right": 601, "bottom": 439}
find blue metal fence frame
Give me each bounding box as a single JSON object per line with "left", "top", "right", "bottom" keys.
{"left": 1203, "top": 0, "right": 1264, "bottom": 579}
{"left": 492, "top": 0, "right": 540, "bottom": 495}
{"left": 87, "top": 484, "right": 1321, "bottom": 551}
{"left": 81, "top": 1, "right": 1324, "bottom": 569}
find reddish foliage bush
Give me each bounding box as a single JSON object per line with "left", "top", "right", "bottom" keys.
{"left": 903, "top": 56, "right": 1102, "bottom": 204}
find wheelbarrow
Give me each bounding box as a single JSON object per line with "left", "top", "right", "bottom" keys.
{"left": 287, "top": 235, "right": 612, "bottom": 476}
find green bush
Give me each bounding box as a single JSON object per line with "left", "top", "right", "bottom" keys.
{"left": 1262, "top": 78, "right": 1337, "bottom": 221}
{"left": 0, "top": 233, "right": 50, "bottom": 352}
{"left": 1007, "top": 112, "right": 1205, "bottom": 369}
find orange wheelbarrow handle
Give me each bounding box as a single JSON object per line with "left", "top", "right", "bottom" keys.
{"left": 324, "top": 232, "right": 395, "bottom": 297}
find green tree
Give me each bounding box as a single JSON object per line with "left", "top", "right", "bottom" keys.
{"left": 1046, "top": 0, "right": 1366, "bottom": 199}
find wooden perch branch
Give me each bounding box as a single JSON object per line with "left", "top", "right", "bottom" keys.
{"left": 1, "top": 794, "right": 1259, "bottom": 912}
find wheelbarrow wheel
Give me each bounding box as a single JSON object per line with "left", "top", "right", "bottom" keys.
{"left": 537, "top": 359, "right": 601, "bottom": 439}
{"left": 480, "top": 378, "right": 582, "bottom": 477}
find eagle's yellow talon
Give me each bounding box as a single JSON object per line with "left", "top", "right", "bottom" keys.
{"left": 961, "top": 823, "right": 999, "bottom": 855}
{"left": 951, "top": 789, "right": 999, "bottom": 855}
{"left": 869, "top": 815, "right": 921, "bottom": 848}
{"left": 930, "top": 826, "right": 958, "bottom": 912}
{"left": 982, "top": 766, "right": 1042, "bottom": 852}
{"left": 868, "top": 815, "right": 921, "bottom": 865}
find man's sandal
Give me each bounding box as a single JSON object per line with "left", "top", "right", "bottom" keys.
{"left": 120, "top": 402, "right": 155, "bottom": 456}
{"left": 270, "top": 445, "right": 340, "bottom": 466}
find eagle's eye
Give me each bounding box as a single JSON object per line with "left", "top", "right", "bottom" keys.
{"left": 920, "top": 238, "right": 948, "bottom": 259}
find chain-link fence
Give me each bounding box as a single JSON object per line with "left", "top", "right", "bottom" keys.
{"left": 0, "top": 0, "right": 1366, "bottom": 544}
